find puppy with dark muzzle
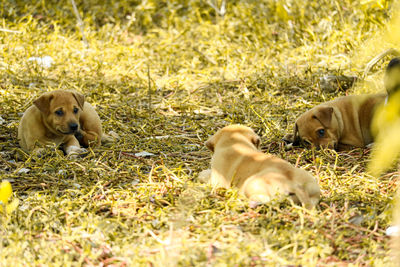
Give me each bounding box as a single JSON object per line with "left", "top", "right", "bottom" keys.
{"left": 285, "top": 94, "right": 386, "bottom": 150}
{"left": 18, "top": 90, "right": 103, "bottom": 156}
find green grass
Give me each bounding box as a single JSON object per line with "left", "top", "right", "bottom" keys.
{"left": 0, "top": 0, "right": 399, "bottom": 265}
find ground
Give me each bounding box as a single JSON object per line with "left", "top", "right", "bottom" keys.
{"left": 0, "top": 0, "right": 399, "bottom": 266}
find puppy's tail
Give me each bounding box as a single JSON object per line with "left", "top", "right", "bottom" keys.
{"left": 101, "top": 131, "right": 119, "bottom": 144}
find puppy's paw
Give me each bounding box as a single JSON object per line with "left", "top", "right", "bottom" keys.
{"left": 32, "top": 148, "right": 46, "bottom": 158}
{"left": 248, "top": 194, "right": 271, "bottom": 208}
{"left": 74, "top": 131, "right": 84, "bottom": 144}
{"left": 282, "top": 133, "right": 301, "bottom": 148}
{"left": 282, "top": 133, "right": 294, "bottom": 144}
{"left": 66, "top": 146, "right": 88, "bottom": 158}
{"left": 65, "top": 145, "right": 80, "bottom": 155}
{"left": 198, "top": 169, "right": 212, "bottom": 183}
{"left": 249, "top": 200, "right": 263, "bottom": 209}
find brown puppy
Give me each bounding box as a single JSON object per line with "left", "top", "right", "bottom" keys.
{"left": 287, "top": 94, "right": 386, "bottom": 150}
{"left": 18, "top": 90, "right": 102, "bottom": 156}
{"left": 202, "top": 125, "right": 320, "bottom": 209}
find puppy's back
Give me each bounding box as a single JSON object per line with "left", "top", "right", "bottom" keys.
{"left": 79, "top": 103, "right": 102, "bottom": 144}
{"left": 241, "top": 155, "right": 320, "bottom": 208}
{"left": 18, "top": 105, "right": 45, "bottom": 151}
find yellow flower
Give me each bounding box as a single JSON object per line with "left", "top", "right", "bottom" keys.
{"left": 0, "top": 180, "right": 12, "bottom": 212}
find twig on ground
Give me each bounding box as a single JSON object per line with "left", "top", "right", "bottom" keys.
{"left": 0, "top": 28, "right": 21, "bottom": 33}
{"left": 148, "top": 64, "right": 152, "bottom": 112}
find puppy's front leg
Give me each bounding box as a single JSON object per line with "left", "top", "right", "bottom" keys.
{"left": 32, "top": 147, "right": 46, "bottom": 157}
{"left": 64, "top": 135, "right": 87, "bottom": 156}
{"left": 75, "top": 130, "right": 100, "bottom": 148}
{"left": 336, "top": 143, "right": 357, "bottom": 151}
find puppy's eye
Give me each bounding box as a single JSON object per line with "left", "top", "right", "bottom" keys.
{"left": 317, "top": 129, "right": 325, "bottom": 138}
{"left": 73, "top": 107, "right": 79, "bottom": 114}
{"left": 55, "top": 109, "right": 64, "bottom": 116}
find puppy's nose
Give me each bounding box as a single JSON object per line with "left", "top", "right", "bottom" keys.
{"left": 69, "top": 123, "right": 79, "bottom": 132}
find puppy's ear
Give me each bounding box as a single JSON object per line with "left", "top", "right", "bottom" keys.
{"left": 72, "top": 92, "right": 85, "bottom": 109}
{"left": 292, "top": 123, "right": 301, "bottom": 146}
{"left": 251, "top": 135, "right": 261, "bottom": 148}
{"left": 33, "top": 93, "right": 53, "bottom": 114}
{"left": 283, "top": 123, "right": 300, "bottom": 145}
{"left": 312, "top": 106, "right": 333, "bottom": 128}
{"left": 205, "top": 137, "right": 215, "bottom": 152}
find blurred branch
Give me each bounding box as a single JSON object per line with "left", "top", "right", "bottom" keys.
{"left": 147, "top": 64, "right": 152, "bottom": 112}
{"left": 207, "top": 0, "right": 226, "bottom": 17}
{"left": 192, "top": 47, "right": 217, "bottom": 65}
{"left": 364, "top": 48, "right": 400, "bottom": 78}
{"left": 70, "top": 0, "right": 89, "bottom": 48}
{"left": 0, "top": 28, "right": 21, "bottom": 34}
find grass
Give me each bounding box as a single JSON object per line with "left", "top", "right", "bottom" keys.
{"left": 0, "top": 0, "right": 399, "bottom": 265}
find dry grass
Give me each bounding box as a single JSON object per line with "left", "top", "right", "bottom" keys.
{"left": 0, "top": 0, "right": 399, "bottom": 266}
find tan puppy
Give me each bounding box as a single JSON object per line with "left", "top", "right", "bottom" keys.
{"left": 286, "top": 94, "right": 386, "bottom": 150}
{"left": 202, "top": 125, "right": 320, "bottom": 209}
{"left": 18, "top": 90, "right": 102, "bottom": 156}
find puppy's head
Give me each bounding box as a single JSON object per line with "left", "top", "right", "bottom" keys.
{"left": 205, "top": 125, "right": 260, "bottom": 152}
{"left": 291, "top": 105, "right": 339, "bottom": 149}
{"left": 34, "top": 90, "right": 85, "bottom": 135}
{"left": 385, "top": 57, "right": 400, "bottom": 97}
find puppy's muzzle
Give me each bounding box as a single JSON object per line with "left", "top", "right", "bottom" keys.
{"left": 69, "top": 122, "right": 79, "bottom": 133}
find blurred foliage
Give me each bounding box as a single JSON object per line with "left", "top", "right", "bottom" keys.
{"left": 0, "top": 180, "right": 12, "bottom": 212}
{"left": 370, "top": 91, "right": 400, "bottom": 176}
{"left": 0, "top": 0, "right": 398, "bottom": 265}
{"left": 0, "top": 180, "right": 18, "bottom": 220}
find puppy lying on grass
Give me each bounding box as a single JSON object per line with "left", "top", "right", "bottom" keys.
{"left": 200, "top": 125, "right": 320, "bottom": 209}
{"left": 285, "top": 93, "right": 385, "bottom": 150}
{"left": 18, "top": 90, "right": 103, "bottom": 156}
